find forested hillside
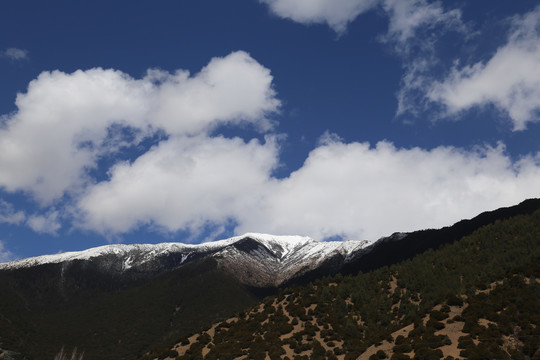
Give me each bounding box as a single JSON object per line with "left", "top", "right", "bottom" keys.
{"left": 0, "top": 258, "right": 260, "bottom": 360}
{"left": 146, "top": 208, "right": 540, "bottom": 360}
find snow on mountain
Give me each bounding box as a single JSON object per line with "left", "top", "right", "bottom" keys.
{"left": 0, "top": 233, "right": 370, "bottom": 287}
{"left": 0, "top": 235, "right": 241, "bottom": 270}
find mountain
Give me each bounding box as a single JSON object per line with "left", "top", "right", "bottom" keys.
{"left": 0, "top": 199, "right": 539, "bottom": 360}
{"left": 340, "top": 197, "right": 540, "bottom": 275}
{"left": 0, "top": 233, "right": 369, "bottom": 288}
{"left": 0, "top": 234, "right": 368, "bottom": 360}
{"left": 283, "top": 198, "right": 540, "bottom": 286}
{"left": 146, "top": 202, "right": 540, "bottom": 360}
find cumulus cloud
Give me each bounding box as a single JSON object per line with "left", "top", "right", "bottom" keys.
{"left": 259, "top": 0, "right": 378, "bottom": 33}
{"left": 259, "top": 0, "right": 463, "bottom": 42}
{"left": 77, "top": 135, "right": 280, "bottom": 236}
{"left": 236, "top": 138, "right": 540, "bottom": 241}
{"left": 0, "top": 51, "right": 279, "bottom": 204}
{"left": 0, "top": 68, "right": 150, "bottom": 204}
{"left": 27, "top": 210, "right": 61, "bottom": 235}
{"left": 76, "top": 131, "right": 540, "bottom": 241}
{"left": 147, "top": 52, "right": 279, "bottom": 135}
{"left": 1, "top": 47, "right": 538, "bottom": 244}
{"left": 2, "top": 47, "right": 29, "bottom": 61}
{"left": 0, "top": 200, "right": 26, "bottom": 225}
{"left": 428, "top": 6, "right": 540, "bottom": 130}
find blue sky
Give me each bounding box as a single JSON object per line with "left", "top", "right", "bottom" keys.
{"left": 0, "top": 0, "right": 539, "bottom": 261}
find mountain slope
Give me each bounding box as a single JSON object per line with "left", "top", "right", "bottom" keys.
{"left": 149, "top": 204, "right": 540, "bottom": 360}
{"left": 282, "top": 198, "right": 540, "bottom": 287}
{"left": 1, "top": 199, "right": 539, "bottom": 360}
{"left": 0, "top": 234, "right": 368, "bottom": 360}
{"left": 0, "top": 233, "right": 368, "bottom": 288}
{"left": 0, "top": 257, "right": 261, "bottom": 360}
{"left": 341, "top": 198, "right": 540, "bottom": 276}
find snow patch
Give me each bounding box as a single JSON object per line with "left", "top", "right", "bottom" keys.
{"left": 0, "top": 232, "right": 370, "bottom": 280}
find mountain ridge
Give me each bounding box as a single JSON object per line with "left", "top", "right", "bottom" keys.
{"left": 5, "top": 198, "right": 539, "bottom": 279}
{"left": 0, "top": 199, "right": 539, "bottom": 360}
{"left": 145, "top": 201, "right": 540, "bottom": 360}
{"left": 0, "top": 233, "right": 369, "bottom": 288}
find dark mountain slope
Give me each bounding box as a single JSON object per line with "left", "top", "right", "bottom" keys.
{"left": 153, "top": 205, "right": 540, "bottom": 359}
{"left": 341, "top": 198, "right": 540, "bottom": 275}
{"left": 0, "top": 258, "right": 259, "bottom": 360}
{"left": 284, "top": 198, "right": 540, "bottom": 287}
{"left": 1, "top": 199, "right": 539, "bottom": 360}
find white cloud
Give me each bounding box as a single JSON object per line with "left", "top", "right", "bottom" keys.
{"left": 1, "top": 45, "right": 538, "bottom": 244}
{"left": 258, "top": 0, "right": 466, "bottom": 118}
{"left": 27, "top": 210, "right": 61, "bottom": 235}
{"left": 0, "top": 200, "right": 26, "bottom": 225}
{"left": 76, "top": 135, "right": 280, "bottom": 236}
{"left": 428, "top": 6, "right": 540, "bottom": 130}
{"left": 2, "top": 47, "right": 29, "bottom": 61}
{"left": 236, "top": 138, "right": 540, "bottom": 241}
{"left": 259, "top": 0, "right": 378, "bottom": 33}
{"left": 0, "top": 68, "right": 151, "bottom": 204}
{"left": 382, "top": 0, "right": 463, "bottom": 48}
{"left": 259, "top": 0, "right": 463, "bottom": 40}
{"left": 0, "top": 51, "right": 279, "bottom": 205}
{"left": 148, "top": 51, "right": 279, "bottom": 135}
{"left": 76, "top": 130, "right": 540, "bottom": 241}
{"left": 261, "top": 0, "right": 540, "bottom": 133}
{"left": 0, "top": 240, "right": 16, "bottom": 263}
{"left": 380, "top": 0, "right": 466, "bottom": 117}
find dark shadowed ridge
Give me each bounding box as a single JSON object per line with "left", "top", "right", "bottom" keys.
{"left": 285, "top": 198, "right": 540, "bottom": 286}
{"left": 342, "top": 198, "right": 540, "bottom": 275}
{"left": 0, "top": 257, "right": 259, "bottom": 360}
{"left": 152, "top": 202, "right": 540, "bottom": 360}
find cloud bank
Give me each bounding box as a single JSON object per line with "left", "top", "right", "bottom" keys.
{"left": 0, "top": 51, "right": 279, "bottom": 205}
{"left": 237, "top": 139, "right": 540, "bottom": 240}
{"left": 78, "top": 133, "right": 540, "bottom": 241}
{"left": 0, "top": 48, "right": 538, "bottom": 242}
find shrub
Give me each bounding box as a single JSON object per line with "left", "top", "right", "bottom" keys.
{"left": 390, "top": 354, "right": 411, "bottom": 360}
{"left": 430, "top": 310, "right": 448, "bottom": 321}
{"left": 446, "top": 294, "right": 463, "bottom": 307}
{"left": 393, "top": 343, "right": 412, "bottom": 353}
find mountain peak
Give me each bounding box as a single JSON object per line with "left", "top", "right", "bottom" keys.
{"left": 230, "top": 233, "right": 315, "bottom": 259}
{"left": 0, "top": 233, "right": 368, "bottom": 287}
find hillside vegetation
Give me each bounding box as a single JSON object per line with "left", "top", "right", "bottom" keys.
{"left": 146, "top": 208, "right": 540, "bottom": 360}
{"left": 0, "top": 258, "right": 259, "bottom": 360}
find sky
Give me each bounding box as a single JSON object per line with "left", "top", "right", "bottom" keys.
{"left": 0, "top": 0, "right": 539, "bottom": 261}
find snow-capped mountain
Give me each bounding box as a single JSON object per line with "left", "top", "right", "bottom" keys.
{"left": 0, "top": 200, "right": 537, "bottom": 360}
{"left": 4, "top": 199, "right": 537, "bottom": 288}
{"left": 0, "top": 233, "right": 369, "bottom": 287}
